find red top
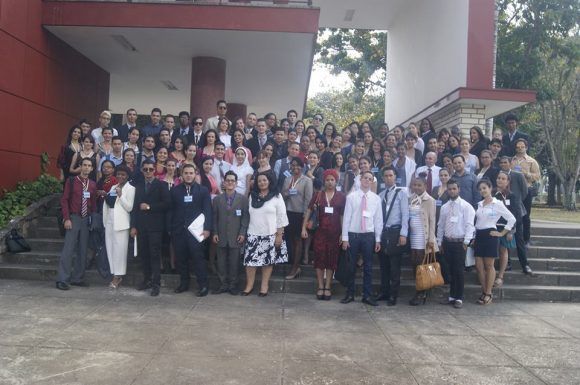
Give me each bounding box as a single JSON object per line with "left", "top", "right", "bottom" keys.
{"left": 308, "top": 190, "right": 346, "bottom": 234}
{"left": 61, "top": 176, "right": 97, "bottom": 221}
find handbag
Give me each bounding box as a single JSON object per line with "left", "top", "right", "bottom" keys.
{"left": 335, "top": 247, "right": 354, "bottom": 287}
{"left": 415, "top": 251, "right": 444, "bottom": 291}
{"left": 5, "top": 229, "right": 31, "bottom": 253}
{"left": 305, "top": 192, "right": 322, "bottom": 231}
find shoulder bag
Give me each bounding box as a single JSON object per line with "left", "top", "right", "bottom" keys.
{"left": 305, "top": 192, "right": 322, "bottom": 231}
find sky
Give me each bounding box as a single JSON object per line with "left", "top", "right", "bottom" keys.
{"left": 307, "top": 62, "right": 352, "bottom": 97}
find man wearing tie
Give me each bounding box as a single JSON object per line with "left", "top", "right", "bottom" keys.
{"left": 211, "top": 143, "right": 232, "bottom": 189}
{"left": 376, "top": 167, "right": 409, "bottom": 306}
{"left": 130, "top": 160, "right": 171, "bottom": 296}
{"left": 116, "top": 108, "right": 138, "bottom": 143}
{"left": 436, "top": 179, "right": 475, "bottom": 308}
{"left": 341, "top": 171, "right": 383, "bottom": 306}
{"left": 247, "top": 119, "right": 271, "bottom": 158}
{"left": 169, "top": 164, "right": 213, "bottom": 297}
{"left": 415, "top": 152, "right": 441, "bottom": 194}
{"left": 501, "top": 114, "right": 530, "bottom": 157}
{"left": 172, "top": 111, "right": 195, "bottom": 145}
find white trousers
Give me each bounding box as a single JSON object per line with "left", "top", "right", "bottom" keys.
{"left": 105, "top": 213, "right": 129, "bottom": 276}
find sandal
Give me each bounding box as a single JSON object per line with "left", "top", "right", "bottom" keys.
{"left": 316, "top": 288, "right": 324, "bottom": 300}
{"left": 493, "top": 277, "right": 503, "bottom": 288}
{"left": 476, "top": 293, "right": 486, "bottom": 304}
{"left": 323, "top": 289, "right": 332, "bottom": 301}
{"left": 478, "top": 294, "right": 493, "bottom": 305}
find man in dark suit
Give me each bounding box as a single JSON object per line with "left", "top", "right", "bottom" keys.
{"left": 499, "top": 156, "right": 533, "bottom": 275}
{"left": 246, "top": 118, "right": 272, "bottom": 158}
{"left": 212, "top": 171, "right": 249, "bottom": 295}
{"left": 169, "top": 163, "right": 212, "bottom": 296}
{"left": 501, "top": 113, "right": 530, "bottom": 157}
{"left": 116, "top": 108, "right": 138, "bottom": 142}
{"left": 171, "top": 111, "right": 196, "bottom": 145}
{"left": 130, "top": 160, "right": 171, "bottom": 296}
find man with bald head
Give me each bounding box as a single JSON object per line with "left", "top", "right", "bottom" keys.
{"left": 415, "top": 152, "right": 441, "bottom": 194}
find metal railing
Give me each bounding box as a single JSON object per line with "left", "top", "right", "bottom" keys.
{"left": 46, "top": 0, "right": 313, "bottom": 7}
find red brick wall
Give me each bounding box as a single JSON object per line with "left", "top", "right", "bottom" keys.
{"left": 0, "top": 0, "right": 109, "bottom": 189}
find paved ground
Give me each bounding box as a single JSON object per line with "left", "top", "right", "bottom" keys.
{"left": 0, "top": 280, "right": 579, "bottom": 385}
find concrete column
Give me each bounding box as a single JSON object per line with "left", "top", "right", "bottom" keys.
{"left": 428, "top": 103, "right": 487, "bottom": 137}
{"left": 190, "top": 57, "right": 226, "bottom": 121}
{"left": 227, "top": 103, "right": 247, "bottom": 122}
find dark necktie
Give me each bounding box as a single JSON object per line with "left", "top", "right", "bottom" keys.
{"left": 145, "top": 181, "right": 151, "bottom": 193}
{"left": 427, "top": 168, "right": 433, "bottom": 194}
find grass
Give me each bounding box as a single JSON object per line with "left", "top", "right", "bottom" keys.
{"left": 531, "top": 206, "right": 580, "bottom": 223}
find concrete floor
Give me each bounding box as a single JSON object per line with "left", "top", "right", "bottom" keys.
{"left": 0, "top": 280, "right": 579, "bottom": 385}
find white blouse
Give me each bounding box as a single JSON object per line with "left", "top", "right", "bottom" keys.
{"left": 475, "top": 197, "right": 516, "bottom": 231}
{"left": 231, "top": 163, "right": 253, "bottom": 195}
{"left": 248, "top": 195, "right": 289, "bottom": 236}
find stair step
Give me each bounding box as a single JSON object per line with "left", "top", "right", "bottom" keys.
{"left": 32, "top": 227, "right": 63, "bottom": 238}
{"left": 35, "top": 216, "right": 60, "bottom": 228}
{"left": 26, "top": 238, "right": 65, "bottom": 252}
{"left": 510, "top": 258, "right": 580, "bottom": 272}
{"left": 530, "top": 235, "right": 580, "bottom": 248}
{"left": 531, "top": 225, "right": 580, "bottom": 237}
{"left": 0, "top": 264, "right": 579, "bottom": 302}
{"left": 1, "top": 251, "right": 141, "bottom": 267}
{"left": 527, "top": 246, "right": 580, "bottom": 259}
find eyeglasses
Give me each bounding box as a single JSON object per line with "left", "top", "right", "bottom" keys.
{"left": 313, "top": 117, "right": 322, "bottom": 121}
{"left": 194, "top": 122, "right": 203, "bottom": 125}
{"left": 224, "top": 179, "right": 236, "bottom": 183}
{"left": 142, "top": 168, "right": 154, "bottom": 172}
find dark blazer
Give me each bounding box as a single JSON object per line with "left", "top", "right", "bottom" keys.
{"left": 172, "top": 126, "right": 196, "bottom": 146}
{"left": 495, "top": 191, "right": 523, "bottom": 232}
{"left": 130, "top": 179, "right": 171, "bottom": 232}
{"left": 116, "top": 124, "right": 135, "bottom": 143}
{"left": 168, "top": 182, "right": 212, "bottom": 234}
{"left": 477, "top": 166, "right": 500, "bottom": 188}
{"left": 502, "top": 130, "right": 530, "bottom": 157}
{"left": 212, "top": 192, "right": 250, "bottom": 248}
{"left": 507, "top": 170, "right": 528, "bottom": 216}
{"left": 246, "top": 137, "right": 273, "bottom": 158}
{"left": 470, "top": 138, "right": 490, "bottom": 159}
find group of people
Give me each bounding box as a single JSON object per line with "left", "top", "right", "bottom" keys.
{"left": 55, "top": 101, "right": 541, "bottom": 307}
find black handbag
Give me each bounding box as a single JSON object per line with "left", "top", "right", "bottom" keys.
{"left": 305, "top": 192, "right": 321, "bottom": 231}
{"left": 5, "top": 229, "right": 31, "bottom": 253}
{"left": 335, "top": 248, "right": 354, "bottom": 287}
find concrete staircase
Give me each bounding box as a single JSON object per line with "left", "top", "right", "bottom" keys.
{"left": 1, "top": 209, "right": 579, "bottom": 302}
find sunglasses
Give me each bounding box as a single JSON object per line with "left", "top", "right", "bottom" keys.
{"left": 313, "top": 117, "right": 322, "bottom": 121}
{"left": 142, "top": 168, "right": 154, "bottom": 172}
{"left": 194, "top": 121, "right": 203, "bottom": 125}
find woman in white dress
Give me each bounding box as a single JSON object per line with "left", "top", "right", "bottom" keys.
{"left": 103, "top": 165, "right": 135, "bottom": 289}
{"left": 230, "top": 147, "right": 253, "bottom": 196}
{"left": 242, "top": 172, "right": 289, "bottom": 296}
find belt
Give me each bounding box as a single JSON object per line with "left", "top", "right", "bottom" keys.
{"left": 444, "top": 237, "right": 464, "bottom": 243}
{"left": 382, "top": 225, "right": 401, "bottom": 231}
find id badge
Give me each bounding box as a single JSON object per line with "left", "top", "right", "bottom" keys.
{"left": 324, "top": 207, "right": 334, "bottom": 214}
{"left": 336, "top": 186, "right": 342, "bottom": 191}
{"left": 288, "top": 188, "right": 298, "bottom": 196}
{"left": 436, "top": 200, "right": 442, "bottom": 207}
{"left": 236, "top": 209, "right": 242, "bottom": 217}
{"left": 109, "top": 190, "right": 117, "bottom": 197}
{"left": 83, "top": 191, "right": 90, "bottom": 199}
{"left": 514, "top": 165, "right": 522, "bottom": 171}
{"left": 505, "top": 199, "right": 510, "bottom": 206}
{"left": 371, "top": 167, "right": 379, "bottom": 173}
{"left": 450, "top": 216, "right": 459, "bottom": 223}
{"left": 363, "top": 210, "right": 371, "bottom": 218}
{"left": 184, "top": 195, "right": 193, "bottom": 203}
{"left": 486, "top": 208, "right": 495, "bottom": 218}
{"left": 283, "top": 170, "right": 292, "bottom": 178}
{"left": 396, "top": 178, "right": 402, "bottom": 186}
{"left": 380, "top": 183, "right": 386, "bottom": 189}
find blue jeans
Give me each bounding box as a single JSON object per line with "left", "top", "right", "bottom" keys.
{"left": 347, "top": 232, "right": 375, "bottom": 299}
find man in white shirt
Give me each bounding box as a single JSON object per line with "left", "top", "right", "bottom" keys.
{"left": 436, "top": 179, "right": 475, "bottom": 308}
{"left": 204, "top": 100, "right": 230, "bottom": 132}
{"left": 341, "top": 171, "right": 383, "bottom": 306}
{"left": 210, "top": 143, "right": 231, "bottom": 190}
{"left": 91, "top": 110, "right": 118, "bottom": 144}
{"left": 415, "top": 152, "right": 441, "bottom": 194}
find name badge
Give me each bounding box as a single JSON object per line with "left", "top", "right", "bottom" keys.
{"left": 505, "top": 199, "right": 510, "bottom": 206}
{"left": 236, "top": 209, "right": 242, "bottom": 217}
{"left": 465, "top": 166, "right": 471, "bottom": 173}
{"left": 514, "top": 165, "right": 522, "bottom": 171}
{"left": 83, "top": 191, "right": 90, "bottom": 199}
{"left": 450, "top": 216, "right": 459, "bottom": 223}
{"left": 324, "top": 207, "right": 334, "bottom": 214}
{"left": 371, "top": 167, "right": 379, "bottom": 173}
{"left": 283, "top": 170, "right": 292, "bottom": 178}
{"left": 288, "top": 188, "right": 298, "bottom": 196}
{"left": 396, "top": 178, "right": 402, "bottom": 185}
{"left": 336, "top": 186, "right": 342, "bottom": 191}
{"left": 486, "top": 208, "right": 495, "bottom": 218}
{"left": 184, "top": 195, "right": 192, "bottom": 203}
{"left": 362, "top": 210, "right": 371, "bottom": 218}
{"left": 380, "top": 183, "right": 386, "bottom": 189}
{"left": 436, "top": 200, "right": 442, "bottom": 207}
{"left": 109, "top": 190, "right": 117, "bottom": 197}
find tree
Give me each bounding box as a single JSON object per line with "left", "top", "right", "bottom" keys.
{"left": 316, "top": 29, "right": 386, "bottom": 93}
{"left": 496, "top": 0, "right": 580, "bottom": 210}
{"left": 305, "top": 88, "right": 385, "bottom": 130}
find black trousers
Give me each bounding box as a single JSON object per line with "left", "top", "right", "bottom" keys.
{"left": 442, "top": 240, "right": 466, "bottom": 300}
{"left": 379, "top": 230, "right": 404, "bottom": 299}
{"left": 138, "top": 230, "right": 162, "bottom": 287}
{"left": 173, "top": 229, "right": 208, "bottom": 289}
{"left": 522, "top": 192, "right": 533, "bottom": 243}
{"left": 514, "top": 220, "right": 529, "bottom": 270}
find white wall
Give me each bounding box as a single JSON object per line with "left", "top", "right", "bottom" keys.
{"left": 385, "top": 0, "right": 469, "bottom": 127}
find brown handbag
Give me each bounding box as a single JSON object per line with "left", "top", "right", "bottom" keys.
{"left": 415, "top": 251, "right": 445, "bottom": 291}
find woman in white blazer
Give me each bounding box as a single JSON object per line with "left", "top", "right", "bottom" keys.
{"left": 103, "top": 165, "right": 135, "bottom": 288}
{"left": 394, "top": 142, "right": 417, "bottom": 189}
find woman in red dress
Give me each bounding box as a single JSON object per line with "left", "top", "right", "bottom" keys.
{"left": 301, "top": 169, "right": 346, "bottom": 301}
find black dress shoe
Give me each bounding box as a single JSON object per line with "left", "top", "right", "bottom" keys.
{"left": 212, "top": 287, "right": 228, "bottom": 295}
{"left": 240, "top": 289, "right": 253, "bottom": 296}
{"left": 340, "top": 295, "right": 354, "bottom": 304}
{"left": 174, "top": 286, "right": 188, "bottom": 294}
{"left": 70, "top": 281, "right": 89, "bottom": 287}
{"left": 196, "top": 287, "right": 209, "bottom": 297}
{"left": 229, "top": 288, "right": 240, "bottom": 296}
{"left": 375, "top": 293, "right": 390, "bottom": 301}
{"left": 258, "top": 291, "right": 268, "bottom": 297}
{"left": 362, "top": 297, "right": 378, "bottom": 306}
{"left": 150, "top": 286, "right": 160, "bottom": 296}
{"left": 386, "top": 297, "right": 397, "bottom": 306}
{"left": 137, "top": 281, "right": 153, "bottom": 291}
{"left": 56, "top": 282, "right": 70, "bottom": 291}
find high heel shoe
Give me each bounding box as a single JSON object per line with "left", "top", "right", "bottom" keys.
{"left": 323, "top": 289, "right": 332, "bottom": 301}
{"left": 316, "top": 287, "right": 324, "bottom": 300}
{"left": 285, "top": 268, "right": 301, "bottom": 280}
{"left": 408, "top": 294, "right": 427, "bottom": 306}
{"left": 258, "top": 291, "right": 268, "bottom": 297}
{"left": 240, "top": 289, "right": 254, "bottom": 296}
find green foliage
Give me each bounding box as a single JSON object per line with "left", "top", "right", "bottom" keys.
{"left": 305, "top": 88, "right": 385, "bottom": 130}
{"left": 0, "top": 174, "right": 62, "bottom": 228}
{"left": 316, "top": 29, "right": 387, "bottom": 93}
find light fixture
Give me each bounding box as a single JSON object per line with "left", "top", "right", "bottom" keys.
{"left": 111, "top": 34, "right": 138, "bottom": 52}
{"left": 161, "top": 80, "right": 179, "bottom": 91}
